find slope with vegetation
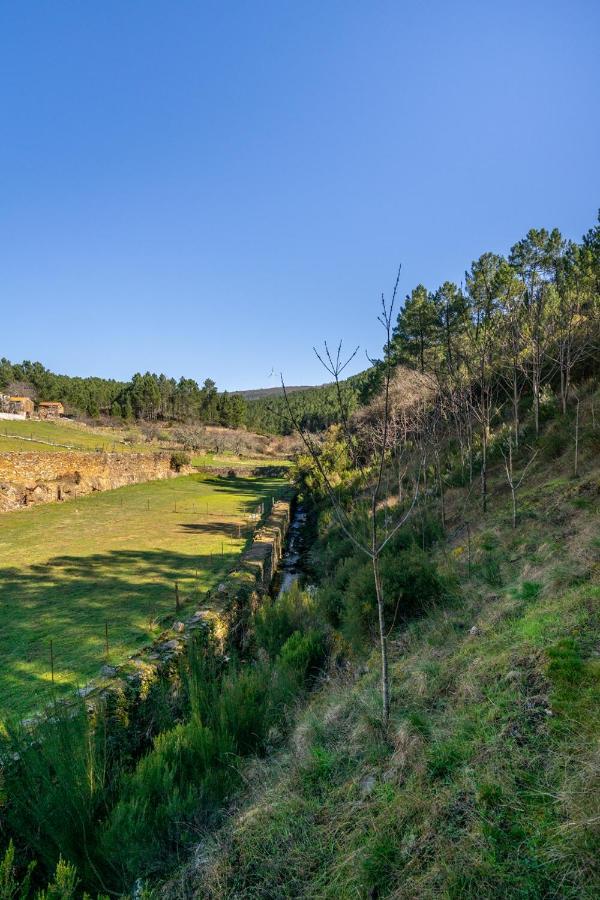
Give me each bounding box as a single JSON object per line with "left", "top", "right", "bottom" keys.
{"left": 183, "top": 396, "right": 598, "bottom": 898}
{"left": 0, "top": 212, "right": 598, "bottom": 898}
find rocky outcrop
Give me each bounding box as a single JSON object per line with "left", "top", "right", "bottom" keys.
{"left": 0, "top": 451, "right": 180, "bottom": 512}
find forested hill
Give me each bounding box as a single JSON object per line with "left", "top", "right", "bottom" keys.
{"left": 242, "top": 368, "right": 383, "bottom": 434}
{"left": 236, "top": 385, "right": 315, "bottom": 400}
{"left": 0, "top": 358, "right": 381, "bottom": 435}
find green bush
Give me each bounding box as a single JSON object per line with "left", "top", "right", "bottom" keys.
{"left": 254, "top": 585, "right": 319, "bottom": 658}
{"left": 277, "top": 629, "right": 328, "bottom": 685}
{"left": 0, "top": 841, "right": 36, "bottom": 900}
{"left": 341, "top": 546, "right": 446, "bottom": 647}
{"left": 102, "top": 719, "right": 234, "bottom": 879}
{"left": 170, "top": 450, "right": 191, "bottom": 471}
{"left": 101, "top": 624, "right": 330, "bottom": 882}
{"left": 218, "top": 662, "right": 272, "bottom": 754}
{"left": 539, "top": 418, "right": 571, "bottom": 461}
{"left": 0, "top": 705, "right": 109, "bottom": 886}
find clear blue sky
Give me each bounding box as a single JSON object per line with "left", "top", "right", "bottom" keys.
{"left": 1, "top": 1, "right": 598, "bottom": 390}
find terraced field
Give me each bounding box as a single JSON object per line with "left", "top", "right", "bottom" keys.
{"left": 0, "top": 470, "right": 289, "bottom": 721}
{"left": 0, "top": 418, "right": 151, "bottom": 453}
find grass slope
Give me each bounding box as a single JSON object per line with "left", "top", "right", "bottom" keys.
{"left": 173, "top": 444, "right": 600, "bottom": 898}
{"left": 0, "top": 472, "right": 287, "bottom": 722}
{"left": 0, "top": 418, "right": 152, "bottom": 453}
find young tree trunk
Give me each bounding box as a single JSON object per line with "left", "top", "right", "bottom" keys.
{"left": 481, "top": 425, "right": 487, "bottom": 513}
{"left": 372, "top": 553, "right": 390, "bottom": 726}
{"left": 574, "top": 396, "right": 580, "bottom": 477}
{"left": 512, "top": 366, "right": 520, "bottom": 448}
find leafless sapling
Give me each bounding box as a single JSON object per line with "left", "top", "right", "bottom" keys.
{"left": 281, "top": 267, "right": 422, "bottom": 726}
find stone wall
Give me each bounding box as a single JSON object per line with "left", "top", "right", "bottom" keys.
{"left": 0, "top": 451, "right": 179, "bottom": 512}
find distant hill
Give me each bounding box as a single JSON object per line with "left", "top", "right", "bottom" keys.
{"left": 235, "top": 384, "right": 327, "bottom": 401}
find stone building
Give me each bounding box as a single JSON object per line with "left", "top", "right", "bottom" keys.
{"left": 38, "top": 401, "right": 65, "bottom": 419}
{"left": 8, "top": 396, "right": 35, "bottom": 417}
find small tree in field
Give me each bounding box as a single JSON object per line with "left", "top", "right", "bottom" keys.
{"left": 501, "top": 429, "right": 538, "bottom": 529}
{"left": 282, "top": 268, "right": 422, "bottom": 726}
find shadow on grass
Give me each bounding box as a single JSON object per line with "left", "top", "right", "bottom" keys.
{"left": 0, "top": 545, "right": 239, "bottom": 722}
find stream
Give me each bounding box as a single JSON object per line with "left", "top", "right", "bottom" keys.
{"left": 273, "top": 502, "right": 309, "bottom": 597}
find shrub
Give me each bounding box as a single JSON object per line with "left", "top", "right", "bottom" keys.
{"left": 0, "top": 704, "right": 109, "bottom": 886}
{"left": 277, "top": 629, "right": 328, "bottom": 686}
{"left": 255, "top": 585, "right": 319, "bottom": 657}
{"left": 102, "top": 719, "right": 234, "bottom": 879}
{"left": 477, "top": 532, "right": 504, "bottom": 587}
{"left": 170, "top": 451, "right": 191, "bottom": 471}
{"left": 0, "top": 841, "right": 36, "bottom": 900}
{"left": 342, "top": 546, "right": 446, "bottom": 647}
{"left": 539, "top": 418, "right": 571, "bottom": 461}
{"left": 218, "top": 662, "right": 272, "bottom": 754}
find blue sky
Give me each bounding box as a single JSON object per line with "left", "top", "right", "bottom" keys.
{"left": 1, "top": 1, "right": 598, "bottom": 390}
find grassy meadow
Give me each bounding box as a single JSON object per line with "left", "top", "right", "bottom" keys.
{"left": 0, "top": 418, "right": 152, "bottom": 453}
{"left": 0, "top": 471, "right": 288, "bottom": 721}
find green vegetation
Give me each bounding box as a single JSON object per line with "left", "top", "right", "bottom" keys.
{"left": 243, "top": 368, "right": 382, "bottom": 435}
{"left": 174, "top": 405, "right": 599, "bottom": 899}
{"left": 0, "top": 359, "right": 382, "bottom": 436}
{"left": 0, "top": 587, "right": 329, "bottom": 894}
{"left": 0, "top": 471, "right": 286, "bottom": 720}
{"left": 1, "top": 212, "right": 599, "bottom": 896}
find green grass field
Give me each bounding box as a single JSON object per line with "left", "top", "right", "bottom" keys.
{"left": 0, "top": 471, "right": 288, "bottom": 722}
{"left": 0, "top": 418, "right": 152, "bottom": 453}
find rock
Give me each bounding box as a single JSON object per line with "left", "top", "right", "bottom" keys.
{"left": 161, "top": 639, "right": 180, "bottom": 652}
{"left": 218, "top": 582, "right": 228, "bottom": 593}
{"left": 359, "top": 774, "right": 376, "bottom": 797}
{"left": 469, "top": 625, "right": 480, "bottom": 636}
{"left": 78, "top": 685, "right": 95, "bottom": 698}
{"left": 100, "top": 664, "right": 117, "bottom": 677}
{"left": 505, "top": 670, "right": 521, "bottom": 682}
{"left": 172, "top": 621, "right": 185, "bottom": 633}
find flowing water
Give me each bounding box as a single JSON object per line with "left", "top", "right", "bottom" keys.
{"left": 274, "top": 502, "right": 308, "bottom": 596}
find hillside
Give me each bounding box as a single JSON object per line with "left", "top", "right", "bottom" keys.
{"left": 1, "top": 217, "right": 598, "bottom": 898}
{"left": 167, "top": 398, "right": 600, "bottom": 899}
{"left": 235, "top": 385, "right": 317, "bottom": 401}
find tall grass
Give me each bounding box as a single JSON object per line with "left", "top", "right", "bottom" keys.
{"left": 0, "top": 588, "right": 331, "bottom": 893}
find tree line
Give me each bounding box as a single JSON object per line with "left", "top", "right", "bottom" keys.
{"left": 0, "top": 362, "right": 247, "bottom": 428}
{"left": 290, "top": 212, "right": 600, "bottom": 724}
{"left": 0, "top": 359, "right": 372, "bottom": 433}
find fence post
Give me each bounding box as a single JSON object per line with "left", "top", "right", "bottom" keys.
{"left": 175, "top": 581, "right": 181, "bottom": 612}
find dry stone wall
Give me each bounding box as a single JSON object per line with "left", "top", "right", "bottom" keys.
{"left": 0, "top": 450, "right": 179, "bottom": 512}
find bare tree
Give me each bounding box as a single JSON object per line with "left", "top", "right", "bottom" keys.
{"left": 573, "top": 390, "right": 580, "bottom": 478}
{"left": 281, "top": 268, "right": 422, "bottom": 725}
{"left": 501, "top": 429, "right": 538, "bottom": 529}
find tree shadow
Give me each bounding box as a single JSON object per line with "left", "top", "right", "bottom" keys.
{"left": 0, "top": 545, "right": 238, "bottom": 722}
